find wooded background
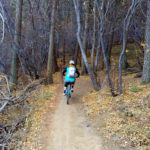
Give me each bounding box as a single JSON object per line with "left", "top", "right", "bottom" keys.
{"left": 0, "top": 0, "right": 150, "bottom": 149}
{"left": 0, "top": 0, "right": 149, "bottom": 93}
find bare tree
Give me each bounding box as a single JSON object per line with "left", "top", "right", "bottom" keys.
{"left": 91, "top": 1, "right": 96, "bottom": 71}
{"left": 142, "top": 0, "right": 150, "bottom": 83}
{"left": 47, "top": 0, "right": 57, "bottom": 83}
{"left": 10, "top": 0, "right": 23, "bottom": 90}
{"left": 0, "top": 1, "right": 5, "bottom": 44}
{"left": 95, "top": 0, "right": 115, "bottom": 96}
{"left": 94, "top": 30, "right": 101, "bottom": 74}
{"left": 119, "top": 0, "right": 141, "bottom": 94}
{"left": 73, "top": 0, "right": 99, "bottom": 90}
{"left": 81, "top": 0, "right": 90, "bottom": 75}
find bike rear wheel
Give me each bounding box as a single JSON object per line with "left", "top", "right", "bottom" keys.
{"left": 66, "top": 84, "right": 71, "bottom": 105}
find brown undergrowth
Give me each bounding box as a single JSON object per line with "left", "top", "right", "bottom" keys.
{"left": 81, "top": 74, "right": 150, "bottom": 150}
{"left": 0, "top": 73, "right": 61, "bottom": 149}
{"left": 21, "top": 73, "right": 61, "bottom": 150}
{"left": 21, "top": 84, "right": 58, "bottom": 150}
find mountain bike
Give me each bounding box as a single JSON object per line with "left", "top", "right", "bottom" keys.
{"left": 65, "top": 83, "right": 72, "bottom": 105}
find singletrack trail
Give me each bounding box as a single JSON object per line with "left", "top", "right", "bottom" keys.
{"left": 47, "top": 97, "right": 103, "bottom": 150}
{"left": 44, "top": 79, "right": 120, "bottom": 150}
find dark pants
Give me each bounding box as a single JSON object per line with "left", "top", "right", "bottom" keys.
{"left": 64, "top": 81, "right": 75, "bottom": 87}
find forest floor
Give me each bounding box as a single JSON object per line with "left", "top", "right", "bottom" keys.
{"left": 21, "top": 73, "right": 150, "bottom": 150}
{"left": 80, "top": 74, "right": 150, "bottom": 150}
{"left": 21, "top": 76, "right": 121, "bottom": 150}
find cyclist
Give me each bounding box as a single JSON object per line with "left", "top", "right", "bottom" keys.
{"left": 62, "top": 60, "right": 80, "bottom": 95}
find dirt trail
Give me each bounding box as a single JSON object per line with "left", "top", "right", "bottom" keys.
{"left": 47, "top": 96, "right": 104, "bottom": 150}
{"left": 43, "top": 79, "right": 120, "bottom": 150}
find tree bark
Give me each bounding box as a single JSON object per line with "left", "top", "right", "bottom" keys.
{"left": 81, "top": 0, "right": 90, "bottom": 75}
{"left": 10, "top": 0, "right": 23, "bottom": 89}
{"left": 47, "top": 0, "right": 57, "bottom": 83}
{"left": 73, "top": 0, "right": 99, "bottom": 91}
{"left": 122, "top": 52, "right": 129, "bottom": 69}
{"left": 94, "top": 32, "right": 101, "bottom": 74}
{"left": 100, "top": 33, "right": 115, "bottom": 96}
{"left": 142, "top": 0, "right": 150, "bottom": 83}
{"left": 53, "top": 44, "right": 59, "bottom": 73}
{"left": 74, "top": 41, "right": 79, "bottom": 65}
{"left": 91, "top": 1, "right": 96, "bottom": 71}
{"left": 106, "top": 30, "right": 114, "bottom": 66}
{"left": 119, "top": 0, "right": 136, "bottom": 93}
{"left": 63, "top": 39, "right": 66, "bottom": 65}
{"left": 95, "top": 0, "right": 115, "bottom": 96}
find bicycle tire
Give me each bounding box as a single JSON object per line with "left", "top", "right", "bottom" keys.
{"left": 66, "top": 84, "right": 70, "bottom": 105}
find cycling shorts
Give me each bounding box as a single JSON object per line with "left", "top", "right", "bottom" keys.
{"left": 64, "top": 81, "right": 75, "bottom": 87}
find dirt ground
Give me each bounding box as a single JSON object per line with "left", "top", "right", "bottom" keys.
{"left": 38, "top": 78, "right": 121, "bottom": 150}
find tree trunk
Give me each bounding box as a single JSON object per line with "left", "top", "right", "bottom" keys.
{"left": 63, "top": 39, "right": 66, "bottom": 65}
{"left": 81, "top": 0, "right": 90, "bottom": 75}
{"left": 10, "top": 0, "right": 23, "bottom": 89}
{"left": 122, "top": 52, "right": 129, "bottom": 69}
{"left": 106, "top": 30, "right": 114, "bottom": 66}
{"left": 95, "top": 0, "right": 115, "bottom": 96}
{"left": 53, "top": 44, "right": 59, "bottom": 73}
{"left": 100, "top": 33, "right": 115, "bottom": 96}
{"left": 94, "top": 32, "right": 101, "bottom": 74}
{"left": 47, "top": 0, "right": 57, "bottom": 83}
{"left": 142, "top": 0, "right": 150, "bottom": 83}
{"left": 74, "top": 42, "right": 79, "bottom": 65}
{"left": 73, "top": 0, "right": 99, "bottom": 91}
{"left": 119, "top": 26, "right": 128, "bottom": 93}
{"left": 119, "top": 0, "right": 135, "bottom": 94}
{"left": 91, "top": 1, "right": 96, "bottom": 71}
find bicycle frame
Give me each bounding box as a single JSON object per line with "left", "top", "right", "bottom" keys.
{"left": 66, "top": 83, "right": 72, "bottom": 104}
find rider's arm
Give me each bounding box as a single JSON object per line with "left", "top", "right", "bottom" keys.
{"left": 62, "top": 67, "right": 67, "bottom": 76}
{"left": 75, "top": 68, "right": 80, "bottom": 78}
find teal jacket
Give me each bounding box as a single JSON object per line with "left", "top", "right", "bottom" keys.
{"left": 62, "top": 67, "right": 80, "bottom": 82}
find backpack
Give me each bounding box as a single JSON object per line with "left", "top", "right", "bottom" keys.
{"left": 68, "top": 67, "right": 75, "bottom": 78}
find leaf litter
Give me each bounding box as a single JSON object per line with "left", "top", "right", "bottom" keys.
{"left": 81, "top": 74, "right": 150, "bottom": 150}
{"left": 21, "top": 84, "right": 58, "bottom": 150}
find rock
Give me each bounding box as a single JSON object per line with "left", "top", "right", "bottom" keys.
{"left": 86, "top": 124, "right": 91, "bottom": 127}
{"left": 146, "top": 133, "right": 150, "bottom": 139}
{"left": 134, "top": 72, "right": 142, "bottom": 78}
{"left": 125, "top": 111, "right": 134, "bottom": 117}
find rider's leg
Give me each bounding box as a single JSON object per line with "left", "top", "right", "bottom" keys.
{"left": 63, "top": 82, "right": 66, "bottom": 95}
{"left": 63, "top": 82, "right": 67, "bottom": 95}
{"left": 71, "top": 82, "right": 75, "bottom": 92}
{"left": 64, "top": 87, "right": 66, "bottom": 95}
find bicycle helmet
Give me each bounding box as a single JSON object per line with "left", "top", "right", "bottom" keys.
{"left": 69, "top": 60, "right": 75, "bottom": 65}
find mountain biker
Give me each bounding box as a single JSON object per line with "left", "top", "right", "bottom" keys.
{"left": 62, "top": 60, "right": 80, "bottom": 95}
